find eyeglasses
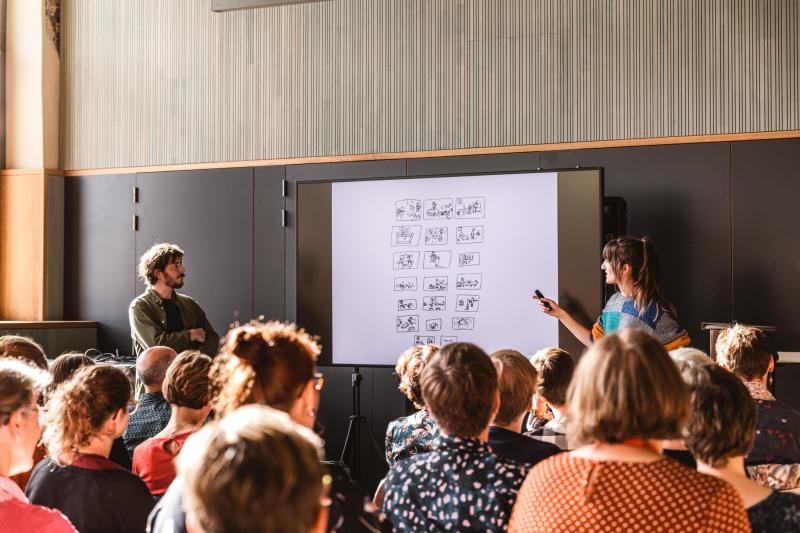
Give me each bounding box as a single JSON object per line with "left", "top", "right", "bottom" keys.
{"left": 313, "top": 373, "right": 325, "bottom": 392}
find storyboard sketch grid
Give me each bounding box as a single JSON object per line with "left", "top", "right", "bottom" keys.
{"left": 332, "top": 173, "right": 560, "bottom": 366}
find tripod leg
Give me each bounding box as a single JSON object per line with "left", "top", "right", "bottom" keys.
{"left": 339, "top": 416, "right": 357, "bottom": 464}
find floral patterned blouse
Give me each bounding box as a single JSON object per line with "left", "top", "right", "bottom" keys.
{"left": 382, "top": 435, "right": 528, "bottom": 532}
{"left": 384, "top": 409, "right": 441, "bottom": 466}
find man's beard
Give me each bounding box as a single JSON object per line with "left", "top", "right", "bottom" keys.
{"left": 165, "top": 273, "right": 185, "bottom": 289}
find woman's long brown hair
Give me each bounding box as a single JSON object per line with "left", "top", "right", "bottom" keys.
{"left": 603, "top": 236, "right": 675, "bottom": 316}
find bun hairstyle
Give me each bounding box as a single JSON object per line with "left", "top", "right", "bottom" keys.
{"left": 602, "top": 236, "right": 674, "bottom": 316}
{"left": 43, "top": 365, "right": 131, "bottom": 466}
{"left": 211, "top": 321, "right": 320, "bottom": 418}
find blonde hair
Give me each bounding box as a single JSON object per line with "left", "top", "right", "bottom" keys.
{"left": 0, "top": 359, "right": 51, "bottom": 426}
{"left": 164, "top": 351, "right": 212, "bottom": 409}
{"left": 395, "top": 343, "right": 439, "bottom": 409}
{"left": 568, "top": 329, "right": 689, "bottom": 444}
{"left": 490, "top": 349, "right": 538, "bottom": 426}
{"left": 178, "top": 405, "right": 324, "bottom": 533}
{"left": 43, "top": 365, "right": 130, "bottom": 465}
{"left": 715, "top": 324, "right": 772, "bottom": 381}
{"left": 211, "top": 321, "right": 320, "bottom": 417}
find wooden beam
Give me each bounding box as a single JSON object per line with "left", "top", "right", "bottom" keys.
{"left": 0, "top": 171, "right": 47, "bottom": 320}
{"left": 61, "top": 129, "right": 800, "bottom": 176}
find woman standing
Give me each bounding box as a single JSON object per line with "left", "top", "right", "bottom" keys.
{"left": 537, "top": 236, "right": 690, "bottom": 349}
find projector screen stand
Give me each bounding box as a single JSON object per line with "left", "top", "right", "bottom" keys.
{"left": 336, "top": 366, "right": 385, "bottom": 481}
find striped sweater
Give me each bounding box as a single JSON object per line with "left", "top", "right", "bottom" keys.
{"left": 591, "top": 292, "right": 690, "bottom": 350}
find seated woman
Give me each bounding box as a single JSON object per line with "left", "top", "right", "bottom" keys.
{"left": 46, "top": 353, "right": 95, "bottom": 402}
{"left": 508, "top": 329, "right": 750, "bottom": 533}
{"left": 133, "top": 351, "right": 212, "bottom": 498}
{"left": 716, "top": 324, "right": 800, "bottom": 489}
{"left": 26, "top": 365, "right": 154, "bottom": 533}
{"left": 0, "top": 359, "right": 75, "bottom": 532}
{"left": 177, "top": 405, "right": 328, "bottom": 533}
{"left": 383, "top": 342, "right": 528, "bottom": 532}
{"left": 525, "top": 347, "right": 575, "bottom": 450}
{"left": 488, "top": 349, "right": 560, "bottom": 466}
{"left": 385, "top": 343, "right": 441, "bottom": 466}
{"left": 684, "top": 363, "right": 800, "bottom": 533}
{"left": 148, "top": 321, "right": 381, "bottom": 533}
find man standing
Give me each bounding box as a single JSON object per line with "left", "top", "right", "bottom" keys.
{"left": 129, "top": 243, "right": 219, "bottom": 358}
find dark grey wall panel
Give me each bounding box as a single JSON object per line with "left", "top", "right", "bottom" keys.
{"left": 406, "top": 152, "right": 541, "bottom": 177}
{"left": 64, "top": 175, "right": 136, "bottom": 354}
{"left": 135, "top": 168, "right": 254, "bottom": 341}
{"left": 541, "top": 150, "right": 579, "bottom": 170}
{"left": 254, "top": 166, "right": 286, "bottom": 321}
{"left": 731, "top": 138, "right": 800, "bottom": 350}
{"left": 579, "top": 144, "right": 733, "bottom": 348}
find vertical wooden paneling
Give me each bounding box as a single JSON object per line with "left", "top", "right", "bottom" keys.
{"left": 61, "top": 0, "right": 800, "bottom": 169}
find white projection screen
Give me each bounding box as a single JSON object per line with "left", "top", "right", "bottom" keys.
{"left": 293, "top": 169, "right": 602, "bottom": 367}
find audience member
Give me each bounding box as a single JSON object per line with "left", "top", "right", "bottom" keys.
{"left": 716, "top": 324, "right": 800, "bottom": 489}
{"left": 525, "top": 347, "right": 575, "bottom": 450}
{"left": 178, "top": 405, "right": 328, "bottom": 533}
{"left": 27, "top": 365, "right": 154, "bottom": 532}
{"left": 685, "top": 363, "right": 800, "bottom": 532}
{"left": 383, "top": 342, "right": 528, "bottom": 532}
{"left": 508, "top": 329, "right": 749, "bottom": 532}
{"left": 385, "top": 343, "right": 441, "bottom": 466}
{"left": 0, "top": 335, "right": 48, "bottom": 370}
{"left": 123, "top": 346, "right": 177, "bottom": 457}
{"left": 662, "top": 346, "right": 715, "bottom": 468}
{"left": 0, "top": 335, "right": 50, "bottom": 490}
{"left": 46, "top": 353, "right": 94, "bottom": 402}
{"left": 0, "top": 359, "right": 75, "bottom": 532}
{"left": 133, "top": 351, "right": 212, "bottom": 498}
{"left": 489, "top": 349, "right": 560, "bottom": 466}
{"left": 129, "top": 242, "right": 219, "bottom": 359}
{"left": 148, "top": 321, "right": 381, "bottom": 533}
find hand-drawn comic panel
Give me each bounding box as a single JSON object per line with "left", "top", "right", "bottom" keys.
{"left": 393, "top": 251, "right": 420, "bottom": 270}
{"left": 414, "top": 335, "right": 436, "bottom": 345}
{"left": 390, "top": 225, "right": 421, "bottom": 247}
{"left": 394, "top": 277, "right": 418, "bottom": 291}
{"left": 397, "top": 299, "right": 418, "bottom": 311}
{"left": 395, "top": 199, "right": 422, "bottom": 221}
{"left": 422, "top": 296, "right": 446, "bottom": 311}
{"left": 423, "top": 276, "right": 449, "bottom": 291}
{"left": 458, "top": 252, "right": 480, "bottom": 267}
{"left": 455, "top": 294, "right": 480, "bottom": 312}
{"left": 456, "top": 225, "right": 484, "bottom": 244}
{"left": 426, "top": 319, "right": 442, "bottom": 331}
{"left": 396, "top": 315, "right": 419, "bottom": 333}
{"left": 422, "top": 250, "right": 452, "bottom": 269}
{"left": 423, "top": 199, "right": 454, "bottom": 220}
{"left": 456, "top": 273, "right": 482, "bottom": 290}
{"left": 441, "top": 336, "right": 458, "bottom": 344}
{"left": 424, "top": 227, "right": 448, "bottom": 246}
{"left": 452, "top": 317, "right": 475, "bottom": 330}
{"left": 455, "top": 197, "right": 486, "bottom": 219}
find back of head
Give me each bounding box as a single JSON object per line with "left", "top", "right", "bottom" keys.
{"left": 0, "top": 335, "right": 48, "bottom": 370}
{"left": 43, "top": 364, "right": 131, "bottom": 465}
{"left": 490, "top": 349, "right": 537, "bottom": 426}
{"left": 603, "top": 236, "right": 670, "bottom": 314}
{"left": 164, "top": 351, "right": 212, "bottom": 409}
{"left": 529, "top": 347, "right": 575, "bottom": 407}
{"left": 50, "top": 352, "right": 96, "bottom": 387}
{"left": 0, "top": 359, "right": 51, "bottom": 427}
{"left": 395, "top": 343, "right": 439, "bottom": 409}
{"left": 211, "top": 321, "right": 320, "bottom": 417}
{"left": 684, "top": 364, "right": 756, "bottom": 468}
{"left": 137, "top": 346, "right": 178, "bottom": 389}
{"left": 178, "top": 404, "right": 324, "bottom": 533}
{"left": 421, "top": 342, "right": 497, "bottom": 438}
{"left": 568, "top": 329, "right": 689, "bottom": 444}
{"left": 668, "top": 347, "right": 713, "bottom": 378}
{"left": 715, "top": 324, "right": 772, "bottom": 381}
{"left": 138, "top": 242, "right": 184, "bottom": 286}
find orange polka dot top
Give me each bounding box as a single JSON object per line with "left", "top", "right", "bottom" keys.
{"left": 508, "top": 453, "right": 750, "bottom": 533}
